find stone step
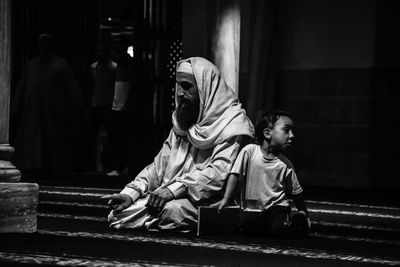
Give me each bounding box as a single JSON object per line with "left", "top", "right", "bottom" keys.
{"left": 5, "top": 178, "right": 398, "bottom": 266}
{"left": 37, "top": 186, "right": 400, "bottom": 242}
{"left": 22, "top": 172, "right": 129, "bottom": 189}
{"left": 38, "top": 201, "right": 109, "bottom": 218}
{"left": 308, "top": 208, "right": 400, "bottom": 230}
{"left": 37, "top": 200, "right": 400, "bottom": 244}
{"left": 0, "top": 250, "right": 181, "bottom": 267}
{"left": 35, "top": 213, "right": 400, "bottom": 260}
{"left": 1, "top": 213, "right": 398, "bottom": 266}
{"left": 311, "top": 220, "right": 400, "bottom": 241}
{"left": 39, "top": 186, "right": 118, "bottom": 204}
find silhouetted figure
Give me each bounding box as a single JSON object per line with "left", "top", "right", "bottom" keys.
{"left": 11, "top": 34, "right": 84, "bottom": 174}
{"left": 87, "top": 44, "right": 117, "bottom": 172}
{"left": 107, "top": 37, "right": 133, "bottom": 176}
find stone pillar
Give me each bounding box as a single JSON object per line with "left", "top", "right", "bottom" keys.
{"left": 0, "top": 0, "right": 39, "bottom": 233}
{"left": 209, "top": 0, "right": 241, "bottom": 95}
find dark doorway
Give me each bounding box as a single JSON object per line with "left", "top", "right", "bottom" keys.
{"left": 10, "top": 0, "right": 182, "bottom": 186}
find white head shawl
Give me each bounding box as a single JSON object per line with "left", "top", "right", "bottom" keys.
{"left": 172, "top": 57, "right": 254, "bottom": 149}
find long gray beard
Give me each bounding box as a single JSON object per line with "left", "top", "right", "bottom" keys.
{"left": 175, "top": 103, "right": 198, "bottom": 130}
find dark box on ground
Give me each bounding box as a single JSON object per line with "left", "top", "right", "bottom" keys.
{"left": 197, "top": 206, "right": 241, "bottom": 236}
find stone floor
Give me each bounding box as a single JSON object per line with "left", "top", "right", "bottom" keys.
{"left": 1, "top": 174, "right": 399, "bottom": 266}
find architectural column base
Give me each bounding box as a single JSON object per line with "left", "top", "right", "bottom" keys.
{"left": 0, "top": 162, "right": 21, "bottom": 183}
{"left": 0, "top": 144, "right": 21, "bottom": 182}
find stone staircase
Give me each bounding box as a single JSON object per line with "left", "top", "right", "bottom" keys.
{"left": 1, "top": 183, "right": 400, "bottom": 266}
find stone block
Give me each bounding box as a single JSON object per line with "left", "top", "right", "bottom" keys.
{"left": 339, "top": 68, "right": 373, "bottom": 96}
{"left": 0, "top": 182, "right": 39, "bottom": 233}
{"left": 0, "top": 144, "right": 21, "bottom": 182}
{"left": 302, "top": 125, "right": 336, "bottom": 153}
{"left": 197, "top": 206, "right": 240, "bottom": 236}
{"left": 386, "top": 69, "right": 400, "bottom": 96}
{"left": 334, "top": 126, "right": 372, "bottom": 154}
{"left": 319, "top": 97, "right": 355, "bottom": 124}
{"left": 307, "top": 69, "right": 339, "bottom": 96}
{"left": 283, "top": 96, "right": 321, "bottom": 124}
{"left": 347, "top": 154, "right": 373, "bottom": 179}
{"left": 353, "top": 97, "right": 388, "bottom": 125}
{"left": 277, "top": 70, "right": 308, "bottom": 96}
{"left": 320, "top": 153, "right": 371, "bottom": 180}
{"left": 372, "top": 69, "right": 388, "bottom": 96}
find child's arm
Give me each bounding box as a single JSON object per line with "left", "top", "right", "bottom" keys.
{"left": 221, "top": 173, "right": 239, "bottom": 208}
{"left": 292, "top": 192, "right": 311, "bottom": 230}
{"left": 292, "top": 192, "right": 308, "bottom": 216}
{"left": 210, "top": 173, "right": 239, "bottom": 212}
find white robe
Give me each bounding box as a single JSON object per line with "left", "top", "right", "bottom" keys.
{"left": 109, "top": 132, "right": 242, "bottom": 231}
{"left": 108, "top": 57, "right": 254, "bottom": 231}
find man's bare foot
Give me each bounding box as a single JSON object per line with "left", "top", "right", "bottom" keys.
{"left": 107, "top": 170, "right": 120, "bottom": 176}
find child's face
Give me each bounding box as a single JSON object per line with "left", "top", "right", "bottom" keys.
{"left": 269, "top": 115, "right": 294, "bottom": 150}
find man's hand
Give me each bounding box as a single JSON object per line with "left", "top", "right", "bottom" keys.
{"left": 101, "top": 193, "right": 133, "bottom": 214}
{"left": 146, "top": 188, "right": 174, "bottom": 212}
{"left": 210, "top": 198, "right": 229, "bottom": 213}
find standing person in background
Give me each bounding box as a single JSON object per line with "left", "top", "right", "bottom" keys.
{"left": 86, "top": 43, "right": 117, "bottom": 173}
{"left": 11, "top": 33, "right": 84, "bottom": 175}
{"left": 107, "top": 36, "right": 133, "bottom": 176}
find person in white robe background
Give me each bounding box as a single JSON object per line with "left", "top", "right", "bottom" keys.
{"left": 102, "top": 57, "right": 254, "bottom": 231}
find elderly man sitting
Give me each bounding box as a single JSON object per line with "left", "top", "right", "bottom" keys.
{"left": 102, "top": 57, "right": 254, "bottom": 232}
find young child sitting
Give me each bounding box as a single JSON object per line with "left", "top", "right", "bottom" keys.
{"left": 212, "top": 110, "right": 311, "bottom": 236}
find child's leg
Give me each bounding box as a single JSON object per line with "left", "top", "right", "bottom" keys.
{"left": 266, "top": 207, "right": 311, "bottom": 237}
{"left": 265, "top": 206, "right": 291, "bottom": 236}
{"left": 239, "top": 212, "right": 266, "bottom": 235}
{"left": 239, "top": 206, "right": 291, "bottom": 236}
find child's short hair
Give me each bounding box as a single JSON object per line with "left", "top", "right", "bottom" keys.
{"left": 255, "top": 110, "right": 292, "bottom": 145}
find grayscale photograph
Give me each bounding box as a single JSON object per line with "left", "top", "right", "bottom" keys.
{"left": 0, "top": 0, "right": 399, "bottom": 266}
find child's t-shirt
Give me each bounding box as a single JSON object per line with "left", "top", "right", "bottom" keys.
{"left": 230, "top": 144, "right": 303, "bottom": 211}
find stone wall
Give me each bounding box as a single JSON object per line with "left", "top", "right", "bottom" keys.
{"left": 276, "top": 66, "right": 400, "bottom": 190}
